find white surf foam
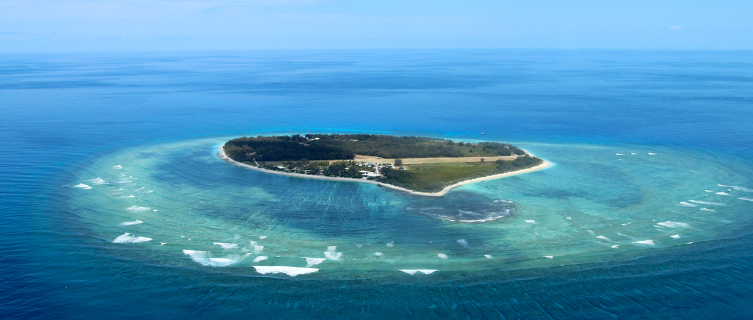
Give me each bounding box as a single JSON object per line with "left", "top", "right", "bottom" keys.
{"left": 633, "top": 240, "right": 655, "bottom": 245}
{"left": 87, "top": 177, "right": 108, "bottom": 185}
{"left": 615, "top": 153, "right": 623, "bottom": 156}
{"left": 437, "top": 253, "right": 448, "bottom": 259}
{"left": 596, "top": 235, "right": 611, "bottom": 241}
{"left": 374, "top": 252, "right": 383, "bottom": 257}
{"left": 113, "top": 233, "right": 152, "bottom": 243}
{"left": 738, "top": 197, "right": 753, "bottom": 202}
{"left": 524, "top": 220, "right": 536, "bottom": 224}
{"left": 657, "top": 221, "right": 690, "bottom": 228}
{"left": 304, "top": 257, "right": 326, "bottom": 267}
{"left": 182, "top": 250, "right": 250, "bottom": 267}
{"left": 543, "top": 256, "right": 554, "bottom": 259}
{"left": 117, "top": 195, "right": 135, "bottom": 198}
{"left": 213, "top": 242, "right": 238, "bottom": 249}
{"left": 631, "top": 153, "right": 637, "bottom": 155}
{"left": 125, "top": 205, "right": 151, "bottom": 212}
{"left": 457, "top": 239, "right": 469, "bottom": 248}
{"left": 73, "top": 183, "right": 92, "bottom": 189}
{"left": 355, "top": 244, "right": 363, "bottom": 248}
{"left": 254, "top": 245, "right": 264, "bottom": 254}
{"left": 253, "top": 266, "right": 318, "bottom": 277}
{"left": 400, "top": 269, "right": 437, "bottom": 275}
{"left": 716, "top": 192, "right": 731, "bottom": 196}
{"left": 720, "top": 184, "right": 753, "bottom": 192}
{"left": 113, "top": 165, "right": 123, "bottom": 169}
{"left": 484, "top": 254, "right": 492, "bottom": 259}
{"left": 386, "top": 241, "right": 395, "bottom": 247}
{"left": 648, "top": 153, "right": 657, "bottom": 155}
{"left": 324, "top": 246, "right": 342, "bottom": 260}
{"left": 259, "top": 236, "right": 267, "bottom": 240}
{"left": 705, "top": 190, "right": 714, "bottom": 193}
{"left": 701, "top": 208, "right": 716, "bottom": 211}
{"left": 611, "top": 245, "right": 619, "bottom": 248}
{"left": 677, "top": 201, "right": 697, "bottom": 207}
{"left": 119, "top": 220, "right": 143, "bottom": 226}
{"left": 671, "top": 235, "right": 681, "bottom": 238}
{"left": 493, "top": 199, "right": 513, "bottom": 204}
{"left": 253, "top": 256, "right": 268, "bottom": 263}
{"left": 689, "top": 200, "right": 725, "bottom": 206}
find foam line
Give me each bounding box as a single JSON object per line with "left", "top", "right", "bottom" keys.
{"left": 400, "top": 269, "right": 438, "bottom": 275}
{"left": 182, "top": 250, "right": 251, "bottom": 267}
{"left": 253, "top": 256, "right": 268, "bottom": 262}
{"left": 213, "top": 242, "right": 238, "bottom": 249}
{"left": 738, "top": 197, "right": 753, "bottom": 202}
{"left": 596, "top": 236, "right": 611, "bottom": 241}
{"left": 87, "top": 177, "right": 108, "bottom": 185}
{"left": 253, "top": 266, "right": 318, "bottom": 277}
{"left": 457, "top": 239, "right": 469, "bottom": 248}
{"left": 73, "top": 183, "right": 92, "bottom": 189}
{"left": 677, "top": 202, "right": 697, "bottom": 207}
{"left": 633, "top": 240, "right": 655, "bottom": 245}
{"left": 525, "top": 220, "right": 536, "bottom": 224}
{"left": 689, "top": 200, "right": 725, "bottom": 206}
{"left": 657, "top": 221, "right": 690, "bottom": 228}
{"left": 437, "top": 253, "right": 448, "bottom": 259}
{"left": 125, "top": 205, "right": 151, "bottom": 212}
{"left": 113, "top": 233, "right": 152, "bottom": 243}
{"left": 113, "top": 165, "right": 123, "bottom": 169}
{"left": 720, "top": 184, "right": 753, "bottom": 192}
{"left": 304, "top": 257, "right": 326, "bottom": 267}
{"left": 120, "top": 220, "right": 143, "bottom": 226}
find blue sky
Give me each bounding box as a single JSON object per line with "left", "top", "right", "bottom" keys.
{"left": 1, "top": 0, "right": 751, "bottom": 52}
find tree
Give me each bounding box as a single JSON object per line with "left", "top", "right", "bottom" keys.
{"left": 394, "top": 158, "right": 403, "bottom": 166}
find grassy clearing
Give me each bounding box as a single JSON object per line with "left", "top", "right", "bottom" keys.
{"left": 384, "top": 161, "right": 501, "bottom": 192}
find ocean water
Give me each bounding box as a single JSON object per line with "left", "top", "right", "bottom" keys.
{"left": 2, "top": 50, "right": 753, "bottom": 319}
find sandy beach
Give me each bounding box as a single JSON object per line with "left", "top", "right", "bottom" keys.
{"left": 218, "top": 146, "right": 552, "bottom": 197}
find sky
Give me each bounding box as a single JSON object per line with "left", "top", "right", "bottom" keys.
{"left": 1, "top": 0, "right": 751, "bottom": 52}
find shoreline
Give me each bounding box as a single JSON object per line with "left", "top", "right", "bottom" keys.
{"left": 218, "top": 146, "right": 552, "bottom": 197}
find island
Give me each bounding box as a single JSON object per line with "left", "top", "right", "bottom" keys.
{"left": 219, "top": 134, "right": 551, "bottom": 196}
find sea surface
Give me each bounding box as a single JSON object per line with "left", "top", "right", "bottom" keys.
{"left": 2, "top": 50, "right": 753, "bottom": 319}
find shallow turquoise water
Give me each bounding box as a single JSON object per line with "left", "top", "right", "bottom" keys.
{"left": 67, "top": 137, "right": 753, "bottom": 278}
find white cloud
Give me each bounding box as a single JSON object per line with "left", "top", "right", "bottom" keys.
{"left": 669, "top": 25, "right": 682, "bottom": 30}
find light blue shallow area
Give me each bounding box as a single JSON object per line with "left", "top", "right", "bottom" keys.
{"left": 2, "top": 50, "right": 753, "bottom": 319}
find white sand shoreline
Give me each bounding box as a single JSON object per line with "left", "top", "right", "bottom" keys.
{"left": 218, "top": 146, "right": 552, "bottom": 197}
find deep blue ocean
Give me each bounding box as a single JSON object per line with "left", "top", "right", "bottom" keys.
{"left": 2, "top": 50, "right": 753, "bottom": 319}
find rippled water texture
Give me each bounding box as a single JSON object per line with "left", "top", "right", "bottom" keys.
{"left": 3, "top": 50, "right": 753, "bottom": 318}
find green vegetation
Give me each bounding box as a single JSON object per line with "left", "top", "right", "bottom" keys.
{"left": 223, "top": 134, "right": 526, "bottom": 162}
{"left": 223, "top": 134, "right": 544, "bottom": 193}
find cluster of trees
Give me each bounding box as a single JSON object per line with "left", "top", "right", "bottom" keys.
{"left": 262, "top": 160, "right": 364, "bottom": 179}
{"left": 224, "top": 134, "right": 527, "bottom": 162}
{"left": 479, "top": 142, "right": 526, "bottom": 156}
{"left": 224, "top": 135, "right": 354, "bottom": 162}
{"left": 495, "top": 155, "right": 543, "bottom": 172}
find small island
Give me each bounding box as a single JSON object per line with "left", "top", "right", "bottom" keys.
{"left": 220, "top": 134, "right": 551, "bottom": 196}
